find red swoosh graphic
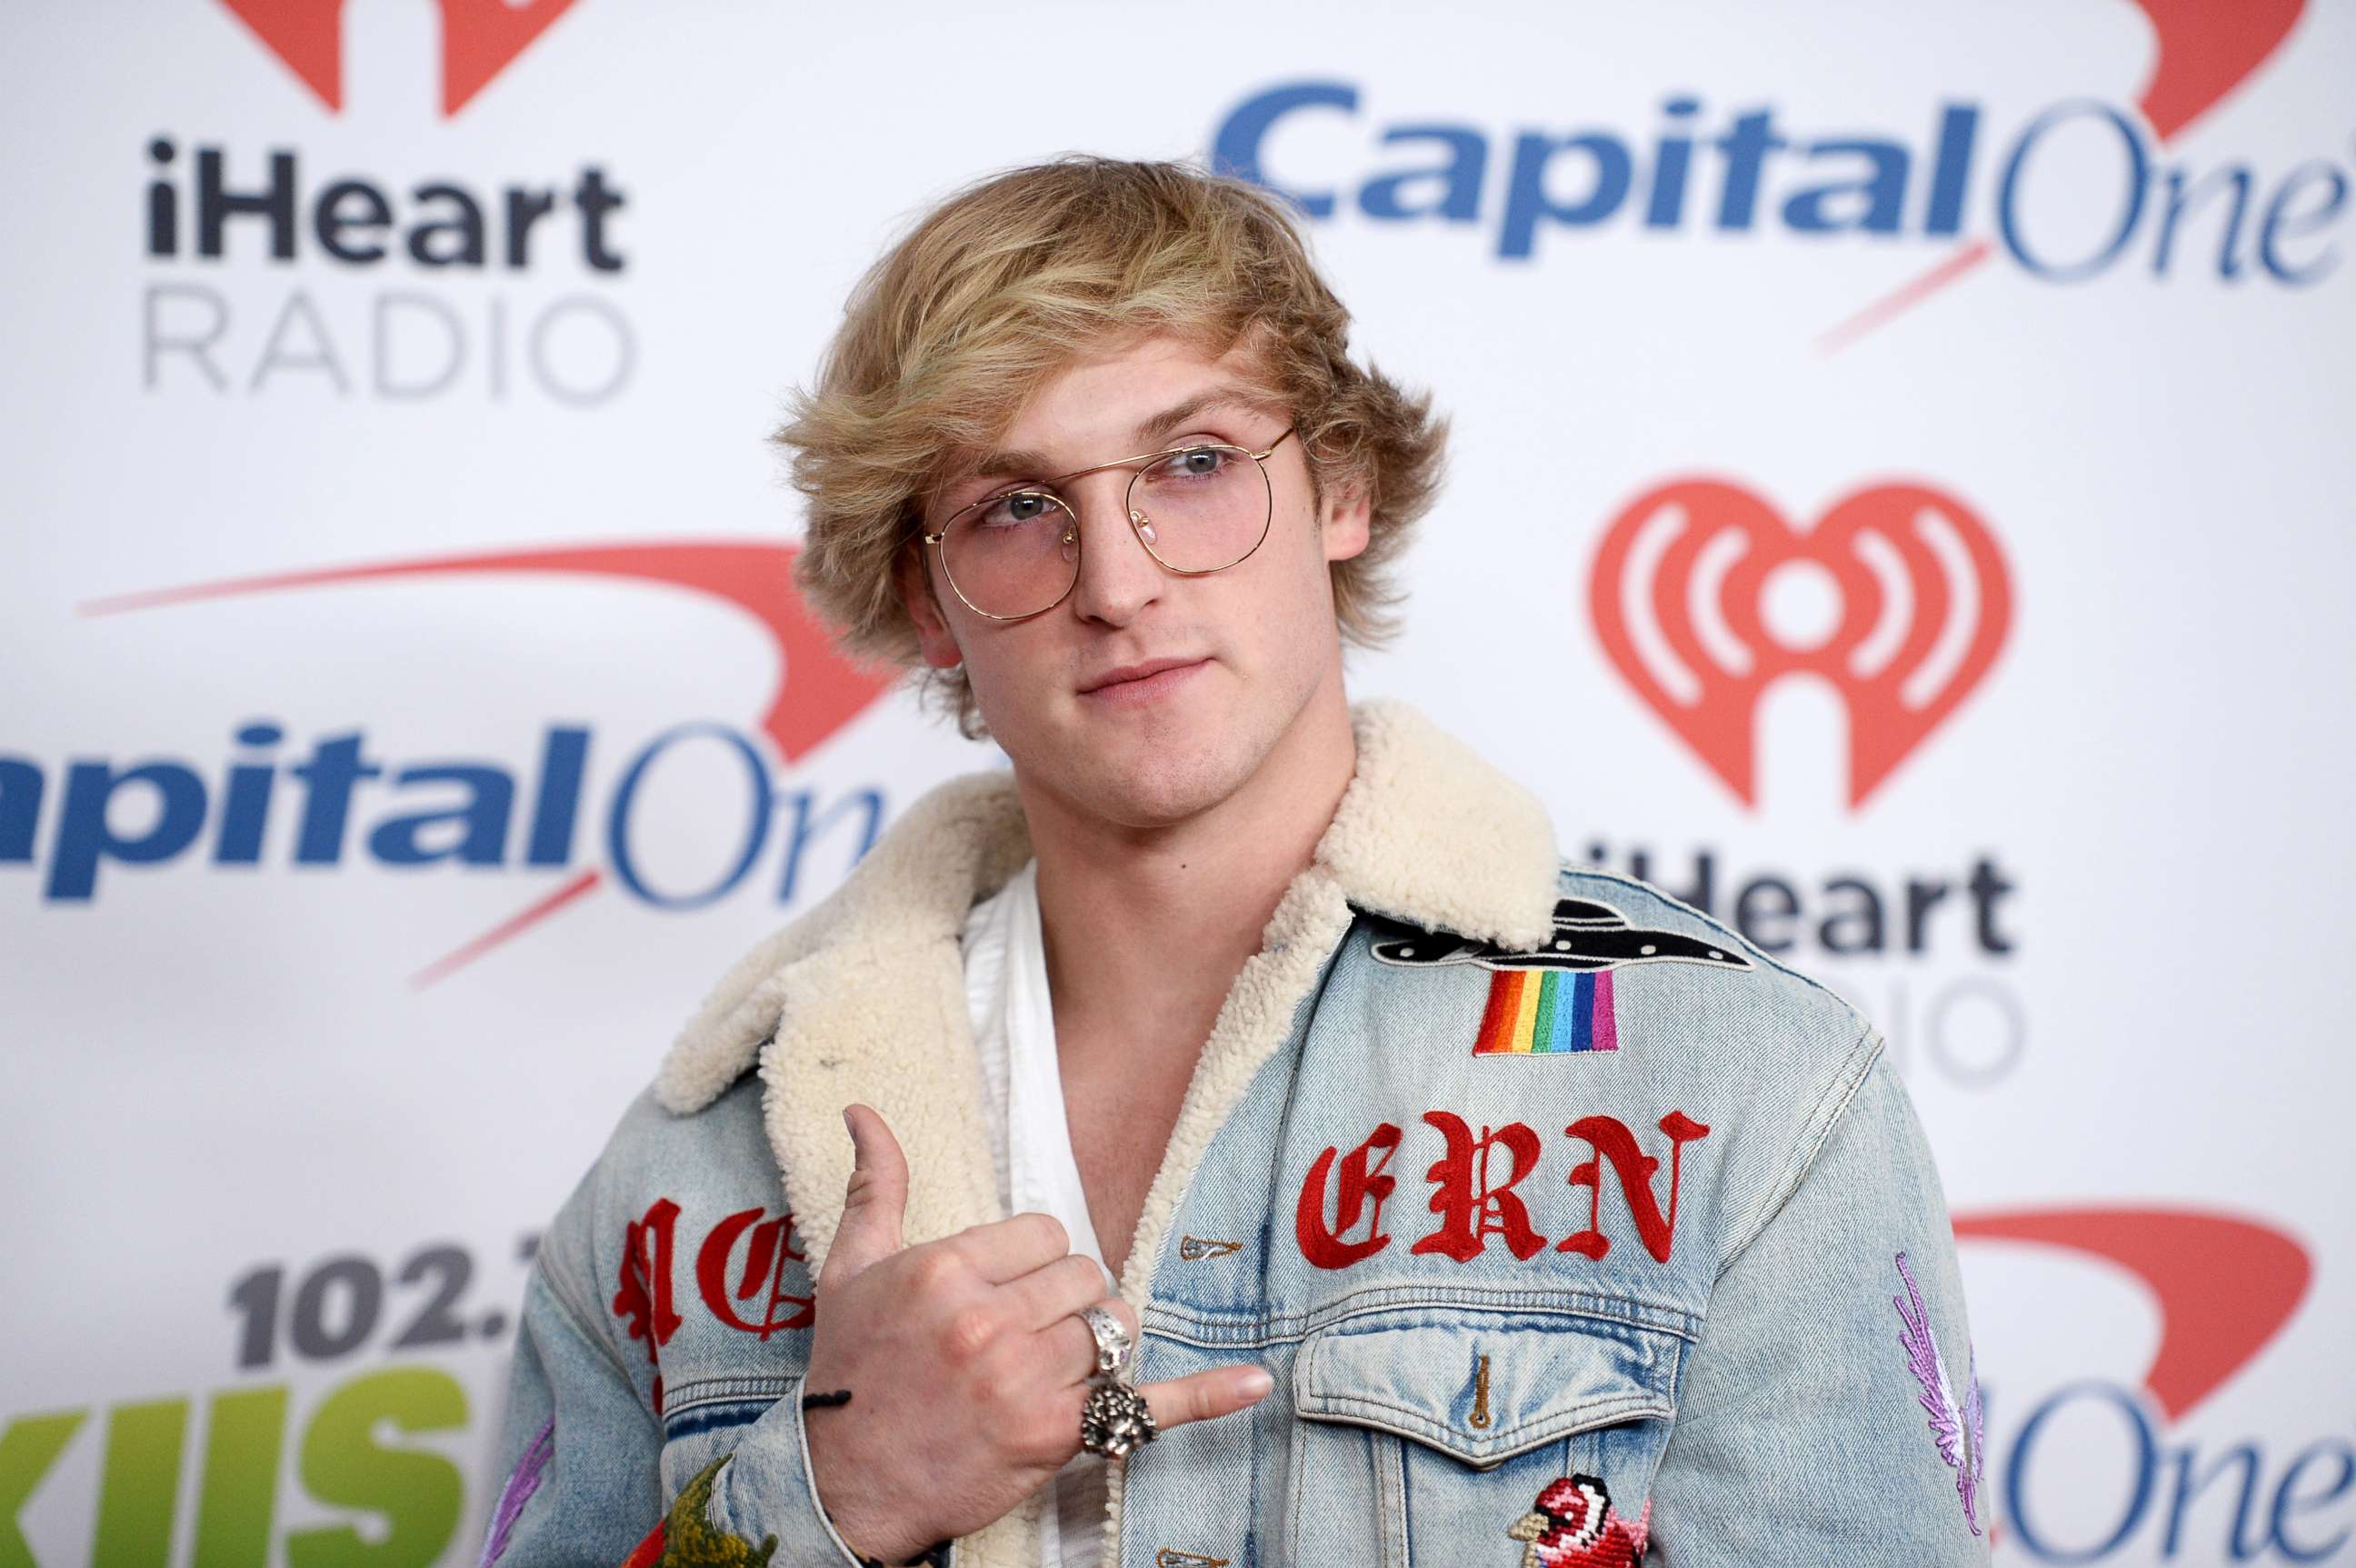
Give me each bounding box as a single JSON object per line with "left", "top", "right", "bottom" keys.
{"left": 81, "top": 540, "right": 892, "bottom": 766}
{"left": 1952, "top": 1207, "right": 2310, "bottom": 1421}
{"left": 408, "top": 865, "right": 602, "bottom": 989}
{"left": 2130, "top": 0, "right": 2307, "bottom": 142}
{"left": 1821, "top": 0, "right": 2308, "bottom": 351}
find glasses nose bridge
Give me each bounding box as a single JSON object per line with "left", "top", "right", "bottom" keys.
{"left": 1058, "top": 460, "right": 1154, "bottom": 552}
{"left": 1059, "top": 463, "right": 1171, "bottom": 623}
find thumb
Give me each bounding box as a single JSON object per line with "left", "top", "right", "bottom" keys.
{"left": 822, "top": 1103, "right": 908, "bottom": 1286}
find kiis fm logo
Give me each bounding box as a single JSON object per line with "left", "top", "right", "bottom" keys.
{"left": 218, "top": 0, "right": 579, "bottom": 118}
{"left": 142, "top": 1, "right": 628, "bottom": 404}
{"left": 1589, "top": 478, "right": 2011, "bottom": 810}
{"left": 0, "top": 544, "right": 893, "bottom": 986}
{"left": 1215, "top": 1, "right": 2339, "bottom": 347}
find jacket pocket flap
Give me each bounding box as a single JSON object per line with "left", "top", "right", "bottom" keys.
{"left": 1293, "top": 1308, "right": 1678, "bottom": 1469}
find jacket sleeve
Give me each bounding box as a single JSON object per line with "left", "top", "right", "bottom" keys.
{"left": 479, "top": 1226, "right": 874, "bottom": 1568}
{"left": 1646, "top": 1046, "right": 1992, "bottom": 1566}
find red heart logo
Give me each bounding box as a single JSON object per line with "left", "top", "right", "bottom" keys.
{"left": 219, "top": 0, "right": 578, "bottom": 116}
{"left": 1589, "top": 479, "right": 2012, "bottom": 809}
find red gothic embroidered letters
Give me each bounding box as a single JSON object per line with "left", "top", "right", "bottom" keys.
{"left": 1296, "top": 1111, "right": 1711, "bottom": 1270}
{"left": 611, "top": 1198, "right": 816, "bottom": 1412}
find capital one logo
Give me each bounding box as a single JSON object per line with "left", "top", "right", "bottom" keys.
{"left": 217, "top": 0, "right": 578, "bottom": 117}
{"left": 35, "top": 541, "right": 896, "bottom": 985}
{"left": 1590, "top": 479, "right": 2012, "bottom": 809}
{"left": 1948, "top": 1206, "right": 2320, "bottom": 1559}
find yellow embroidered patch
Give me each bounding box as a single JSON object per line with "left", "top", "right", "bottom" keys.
{"left": 657, "top": 1456, "right": 778, "bottom": 1568}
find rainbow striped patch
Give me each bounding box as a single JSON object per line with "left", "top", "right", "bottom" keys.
{"left": 1472, "top": 969, "right": 1619, "bottom": 1055}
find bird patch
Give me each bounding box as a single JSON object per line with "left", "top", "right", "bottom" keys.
{"left": 1894, "top": 1251, "right": 1986, "bottom": 1535}
{"left": 1508, "top": 1475, "right": 1650, "bottom": 1567}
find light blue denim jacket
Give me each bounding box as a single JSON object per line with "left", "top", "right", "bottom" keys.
{"left": 481, "top": 702, "right": 1990, "bottom": 1568}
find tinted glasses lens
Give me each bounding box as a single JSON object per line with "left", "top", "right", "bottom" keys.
{"left": 940, "top": 491, "right": 1078, "bottom": 617}
{"left": 1125, "top": 444, "right": 1272, "bottom": 572}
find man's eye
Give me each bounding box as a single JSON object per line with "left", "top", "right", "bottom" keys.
{"left": 1153, "top": 445, "right": 1227, "bottom": 480}
{"left": 980, "top": 492, "right": 1055, "bottom": 525}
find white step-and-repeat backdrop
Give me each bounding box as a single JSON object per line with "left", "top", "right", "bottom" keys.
{"left": 5, "top": 3, "right": 2351, "bottom": 1563}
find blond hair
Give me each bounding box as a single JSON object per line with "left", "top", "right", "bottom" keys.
{"left": 774, "top": 155, "right": 1446, "bottom": 732}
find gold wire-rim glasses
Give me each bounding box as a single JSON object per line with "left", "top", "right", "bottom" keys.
{"left": 920, "top": 427, "right": 1298, "bottom": 621}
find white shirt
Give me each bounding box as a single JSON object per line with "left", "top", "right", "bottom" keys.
{"left": 961, "top": 859, "right": 1109, "bottom": 1568}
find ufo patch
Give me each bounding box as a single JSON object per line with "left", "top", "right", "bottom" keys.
{"left": 1371, "top": 898, "right": 1753, "bottom": 974}
{"left": 1372, "top": 899, "right": 1752, "bottom": 1057}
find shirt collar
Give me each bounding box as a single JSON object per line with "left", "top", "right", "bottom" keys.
{"left": 657, "top": 697, "right": 1558, "bottom": 1119}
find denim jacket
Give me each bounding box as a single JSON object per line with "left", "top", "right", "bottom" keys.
{"left": 481, "top": 701, "right": 1991, "bottom": 1568}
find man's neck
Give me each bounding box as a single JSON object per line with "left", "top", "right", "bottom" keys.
{"left": 1016, "top": 681, "right": 1359, "bottom": 1072}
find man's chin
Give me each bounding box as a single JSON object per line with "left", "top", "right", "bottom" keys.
{"left": 1081, "top": 755, "right": 1239, "bottom": 830}
{"left": 1055, "top": 728, "right": 1255, "bottom": 831}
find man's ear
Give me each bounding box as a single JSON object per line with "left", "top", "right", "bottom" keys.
{"left": 895, "top": 546, "right": 964, "bottom": 670}
{"left": 1321, "top": 471, "right": 1373, "bottom": 564}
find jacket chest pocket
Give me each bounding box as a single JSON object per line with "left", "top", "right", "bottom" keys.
{"left": 1283, "top": 1309, "right": 1680, "bottom": 1568}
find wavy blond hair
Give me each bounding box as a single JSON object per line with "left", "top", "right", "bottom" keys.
{"left": 774, "top": 155, "right": 1446, "bottom": 733}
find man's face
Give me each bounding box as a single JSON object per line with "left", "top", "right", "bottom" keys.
{"left": 902, "top": 332, "right": 1371, "bottom": 830}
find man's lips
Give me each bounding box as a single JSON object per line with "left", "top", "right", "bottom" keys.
{"left": 1077, "top": 655, "right": 1209, "bottom": 696}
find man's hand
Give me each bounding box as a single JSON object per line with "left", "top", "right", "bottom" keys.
{"left": 802, "top": 1104, "right": 1273, "bottom": 1564}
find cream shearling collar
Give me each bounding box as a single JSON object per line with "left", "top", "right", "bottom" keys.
{"left": 652, "top": 698, "right": 1557, "bottom": 1568}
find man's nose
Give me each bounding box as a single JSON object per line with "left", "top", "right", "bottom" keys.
{"left": 1063, "top": 471, "right": 1163, "bottom": 626}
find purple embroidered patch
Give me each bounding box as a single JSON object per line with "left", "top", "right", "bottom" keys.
{"left": 1894, "top": 1251, "right": 1985, "bottom": 1535}
{"left": 479, "top": 1416, "right": 555, "bottom": 1567}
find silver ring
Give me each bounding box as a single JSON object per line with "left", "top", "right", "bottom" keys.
{"left": 1079, "top": 1381, "right": 1157, "bottom": 1458}
{"left": 1078, "top": 1304, "right": 1132, "bottom": 1377}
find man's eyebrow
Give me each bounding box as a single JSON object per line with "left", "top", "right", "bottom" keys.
{"left": 965, "top": 448, "right": 1056, "bottom": 482}
{"left": 1126, "top": 386, "right": 1286, "bottom": 450}
{"left": 959, "top": 387, "right": 1285, "bottom": 484}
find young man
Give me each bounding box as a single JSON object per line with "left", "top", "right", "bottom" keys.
{"left": 482, "top": 159, "right": 1990, "bottom": 1568}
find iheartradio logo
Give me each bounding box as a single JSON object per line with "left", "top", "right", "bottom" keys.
{"left": 1590, "top": 479, "right": 2012, "bottom": 809}
{"left": 217, "top": 0, "right": 578, "bottom": 117}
